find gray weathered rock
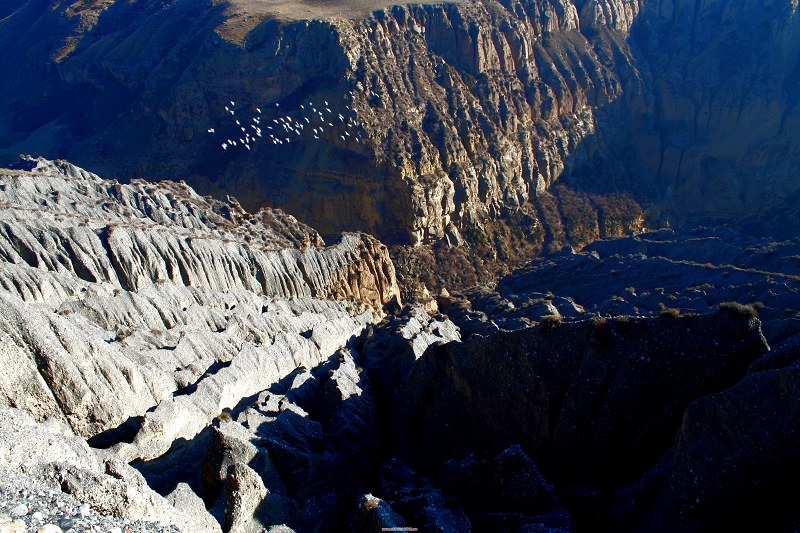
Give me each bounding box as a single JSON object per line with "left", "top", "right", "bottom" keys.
{"left": 0, "top": 407, "right": 219, "bottom": 532}
{"left": 362, "top": 307, "right": 461, "bottom": 415}
{"left": 167, "top": 483, "right": 222, "bottom": 533}
{"left": 223, "top": 463, "right": 268, "bottom": 533}
{"left": 0, "top": 159, "right": 398, "bottom": 459}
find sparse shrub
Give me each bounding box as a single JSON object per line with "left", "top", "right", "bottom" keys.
{"left": 554, "top": 185, "right": 599, "bottom": 247}
{"left": 660, "top": 308, "right": 681, "bottom": 318}
{"left": 216, "top": 411, "right": 232, "bottom": 423}
{"left": 362, "top": 495, "right": 380, "bottom": 511}
{"left": 718, "top": 301, "right": 758, "bottom": 318}
{"left": 539, "top": 314, "right": 563, "bottom": 331}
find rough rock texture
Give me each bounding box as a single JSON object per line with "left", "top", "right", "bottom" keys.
{"left": 361, "top": 306, "right": 462, "bottom": 428}
{"left": 518, "top": 228, "right": 800, "bottom": 340}
{"left": 130, "top": 347, "right": 383, "bottom": 532}
{"left": 0, "top": 158, "right": 398, "bottom": 447}
{"left": 3, "top": 0, "right": 798, "bottom": 253}
{"left": 394, "top": 310, "right": 768, "bottom": 486}
{"left": 354, "top": 308, "right": 800, "bottom": 531}
{"left": 0, "top": 406, "right": 216, "bottom": 532}
{"left": 0, "top": 157, "right": 402, "bottom": 531}
{"left": 0, "top": 161, "right": 796, "bottom": 533}
{"left": 438, "top": 226, "right": 800, "bottom": 346}
{"left": 0, "top": 157, "right": 398, "bottom": 308}
{"left": 0, "top": 0, "right": 655, "bottom": 252}
{"left": 222, "top": 463, "right": 268, "bottom": 533}
{"left": 167, "top": 483, "right": 222, "bottom": 533}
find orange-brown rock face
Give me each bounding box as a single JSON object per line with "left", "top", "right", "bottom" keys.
{"left": 0, "top": 0, "right": 798, "bottom": 248}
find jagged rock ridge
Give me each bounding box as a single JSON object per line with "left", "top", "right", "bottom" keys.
{"left": 0, "top": 158, "right": 399, "bottom": 531}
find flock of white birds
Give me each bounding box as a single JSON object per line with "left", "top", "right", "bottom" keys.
{"left": 208, "top": 94, "right": 364, "bottom": 152}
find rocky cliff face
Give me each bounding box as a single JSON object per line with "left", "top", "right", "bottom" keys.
{"left": 579, "top": 0, "right": 800, "bottom": 225}
{"left": 13, "top": 0, "right": 795, "bottom": 255}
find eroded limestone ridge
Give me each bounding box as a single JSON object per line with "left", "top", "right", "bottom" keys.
{"left": 0, "top": 156, "right": 398, "bottom": 445}
{"left": 0, "top": 156, "right": 401, "bottom": 530}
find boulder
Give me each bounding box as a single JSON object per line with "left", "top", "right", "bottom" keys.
{"left": 223, "top": 463, "right": 268, "bottom": 533}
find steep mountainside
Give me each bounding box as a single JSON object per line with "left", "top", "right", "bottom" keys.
{"left": 4, "top": 0, "right": 795, "bottom": 263}
{"left": 576, "top": 0, "right": 800, "bottom": 225}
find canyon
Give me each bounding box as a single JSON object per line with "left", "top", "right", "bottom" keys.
{"left": 1, "top": 0, "right": 800, "bottom": 531}
{"left": 2, "top": 0, "right": 798, "bottom": 259}
{"left": 0, "top": 158, "right": 797, "bottom": 532}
